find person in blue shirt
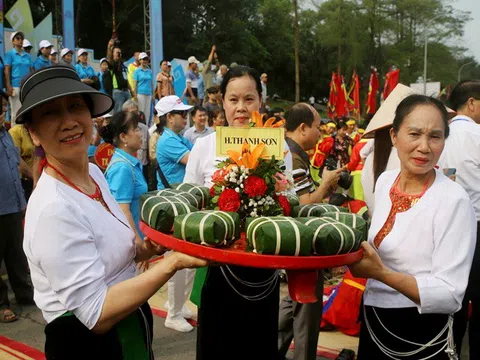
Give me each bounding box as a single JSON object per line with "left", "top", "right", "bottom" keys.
{"left": 101, "top": 111, "right": 148, "bottom": 240}
{"left": 132, "top": 52, "right": 154, "bottom": 127}
{"left": 155, "top": 95, "right": 193, "bottom": 189}
{"left": 0, "top": 90, "right": 34, "bottom": 322}
{"left": 75, "top": 49, "right": 98, "bottom": 89}
{"left": 33, "top": 40, "right": 53, "bottom": 70}
{"left": 4, "top": 31, "right": 33, "bottom": 125}
{"left": 98, "top": 57, "right": 113, "bottom": 96}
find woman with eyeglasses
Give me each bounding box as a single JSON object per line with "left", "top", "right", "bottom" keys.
{"left": 154, "top": 95, "right": 193, "bottom": 191}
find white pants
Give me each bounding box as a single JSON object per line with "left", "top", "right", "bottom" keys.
{"left": 9, "top": 87, "right": 21, "bottom": 126}
{"left": 137, "top": 94, "right": 152, "bottom": 127}
{"left": 166, "top": 268, "right": 196, "bottom": 319}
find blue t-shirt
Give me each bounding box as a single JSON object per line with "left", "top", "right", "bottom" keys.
{"left": 105, "top": 149, "right": 148, "bottom": 238}
{"left": 0, "top": 58, "right": 5, "bottom": 90}
{"left": 98, "top": 71, "right": 106, "bottom": 94}
{"left": 133, "top": 67, "right": 153, "bottom": 96}
{"left": 5, "top": 49, "right": 32, "bottom": 88}
{"left": 156, "top": 128, "right": 193, "bottom": 189}
{"left": 75, "top": 63, "right": 96, "bottom": 80}
{"left": 33, "top": 56, "right": 51, "bottom": 70}
{"left": 197, "top": 73, "right": 205, "bottom": 100}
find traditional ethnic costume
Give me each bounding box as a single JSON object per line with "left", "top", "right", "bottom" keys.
{"left": 358, "top": 169, "right": 476, "bottom": 360}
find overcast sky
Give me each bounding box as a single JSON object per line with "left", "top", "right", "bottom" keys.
{"left": 453, "top": 0, "right": 480, "bottom": 61}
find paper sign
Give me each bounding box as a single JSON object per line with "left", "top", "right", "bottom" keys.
{"left": 94, "top": 142, "right": 115, "bottom": 170}
{"left": 216, "top": 126, "right": 285, "bottom": 159}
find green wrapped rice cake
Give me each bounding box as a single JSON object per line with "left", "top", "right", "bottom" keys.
{"left": 171, "top": 183, "right": 210, "bottom": 209}
{"left": 147, "top": 189, "right": 202, "bottom": 209}
{"left": 173, "top": 210, "right": 240, "bottom": 246}
{"left": 297, "top": 217, "right": 362, "bottom": 255}
{"left": 292, "top": 203, "right": 349, "bottom": 218}
{"left": 323, "top": 212, "right": 368, "bottom": 241}
{"left": 246, "top": 217, "right": 313, "bottom": 256}
{"left": 285, "top": 193, "right": 300, "bottom": 208}
{"left": 140, "top": 195, "right": 197, "bottom": 233}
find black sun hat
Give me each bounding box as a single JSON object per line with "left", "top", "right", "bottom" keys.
{"left": 15, "top": 65, "right": 114, "bottom": 124}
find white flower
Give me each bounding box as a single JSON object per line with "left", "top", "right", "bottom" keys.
{"left": 235, "top": 187, "right": 240, "bottom": 193}
{"left": 240, "top": 184, "right": 244, "bottom": 189}
{"left": 232, "top": 166, "right": 239, "bottom": 173}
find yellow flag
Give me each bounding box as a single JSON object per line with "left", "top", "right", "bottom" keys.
{"left": 6, "top": 0, "right": 34, "bottom": 34}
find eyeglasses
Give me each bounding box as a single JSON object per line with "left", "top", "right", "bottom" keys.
{"left": 170, "top": 110, "right": 188, "bottom": 117}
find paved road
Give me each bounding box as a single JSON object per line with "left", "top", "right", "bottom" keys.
{"left": 0, "top": 298, "right": 198, "bottom": 360}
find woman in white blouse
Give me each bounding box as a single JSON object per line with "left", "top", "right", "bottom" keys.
{"left": 185, "top": 66, "right": 291, "bottom": 360}
{"left": 349, "top": 94, "right": 476, "bottom": 359}
{"left": 17, "top": 66, "right": 207, "bottom": 359}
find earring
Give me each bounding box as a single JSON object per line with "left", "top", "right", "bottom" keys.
{"left": 124, "top": 142, "right": 128, "bottom": 147}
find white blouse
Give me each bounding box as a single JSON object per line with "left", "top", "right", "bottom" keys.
{"left": 364, "top": 169, "right": 477, "bottom": 314}
{"left": 23, "top": 164, "right": 136, "bottom": 329}
{"left": 184, "top": 132, "right": 293, "bottom": 187}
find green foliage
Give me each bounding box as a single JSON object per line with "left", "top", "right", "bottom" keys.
{"left": 9, "top": 0, "right": 479, "bottom": 106}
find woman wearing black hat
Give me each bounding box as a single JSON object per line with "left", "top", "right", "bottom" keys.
{"left": 18, "top": 65, "right": 208, "bottom": 358}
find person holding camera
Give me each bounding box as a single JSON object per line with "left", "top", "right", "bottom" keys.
{"left": 107, "top": 39, "right": 134, "bottom": 113}
{"left": 279, "top": 103, "right": 343, "bottom": 360}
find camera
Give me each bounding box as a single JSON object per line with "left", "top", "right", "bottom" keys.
{"left": 324, "top": 158, "right": 353, "bottom": 190}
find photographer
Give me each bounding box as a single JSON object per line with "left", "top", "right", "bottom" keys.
{"left": 279, "top": 103, "right": 342, "bottom": 360}
{"left": 107, "top": 39, "right": 134, "bottom": 113}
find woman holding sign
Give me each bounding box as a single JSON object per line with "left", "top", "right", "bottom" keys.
{"left": 185, "top": 66, "right": 292, "bottom": 360}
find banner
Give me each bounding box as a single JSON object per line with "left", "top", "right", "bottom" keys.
{"left": 27, "top": 13, "right": 52, "bottom": 54}
{"left": 327, "top": 72, "right": 337, "bottom": 119}
{"left": 336, "top": 74, "right": 348, "bottom": 118}
{"left": 347, "top": 71, "right": 360, "bottom": 120}
{"left": 366, "top": 68, "right": 379, "bottom": 115}
{"left": 382, "top": 68, "right": 400, "bottom": 101}
{"left": 5, "top": 0, "right": 33, "bottom": 34}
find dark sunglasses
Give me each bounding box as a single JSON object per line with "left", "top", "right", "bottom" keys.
{"left": 170, "top": 110, "right": 188, "bottom": 117}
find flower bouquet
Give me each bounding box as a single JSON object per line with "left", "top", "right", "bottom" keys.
{"left": 208, "top": 112, "right": 293, "bottom": 222}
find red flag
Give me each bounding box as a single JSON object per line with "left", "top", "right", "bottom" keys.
{"left": 366, "top": 68, "right": 379, "bottom": 115}
{"left": 347, "top": 71, "right": 361, "bottom": 119}
{"left": 382, "top": 68, "right": 400, "bottom": 101}
{"left": 327, "top": 72, "right": 337, "bottom": 119}
{"left": 336, "top": 75, "right": 348, "bottom": 118}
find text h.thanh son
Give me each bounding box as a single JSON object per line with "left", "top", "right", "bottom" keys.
{"left": 223, "top": 136, "right": 279, "bottom": 146}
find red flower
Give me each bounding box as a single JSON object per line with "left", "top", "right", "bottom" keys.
{"left": 278, "top": 195, "right": 291, "bottom": 216}
{"left": 244, "top": 176, "right": 268, "bottom": 197}
{"left": 212, "top": 168, "right": 228, "bottom": 185}
{"left": 218, "top": 189, "right": 241, "bottom": 212}
{"left": 210, "top": 186, "right": 216, "bottom": 197}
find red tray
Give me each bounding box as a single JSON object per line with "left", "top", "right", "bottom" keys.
{"left": 140, "top": 222, "right": 363, "bottom": 303}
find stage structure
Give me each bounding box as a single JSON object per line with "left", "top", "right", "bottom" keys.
{"left": 1, "top": 0, "right": 163, "bottom": 78}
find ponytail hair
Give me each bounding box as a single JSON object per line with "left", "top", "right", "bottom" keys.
{"left": 99, "top": 111, "right": 139, "bottom": 147}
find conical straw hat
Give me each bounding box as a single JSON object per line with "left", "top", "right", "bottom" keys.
{"left": 363, "top": 84, "right": 456, "bottom": 138}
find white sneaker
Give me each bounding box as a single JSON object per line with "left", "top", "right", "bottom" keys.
{"left": 182, "top": 305, "right": 195, "bottom": 320}
{"left": 164, "top": 302, "right": 195, "bottom": 320}
{"left": 165, "top": 316, "right": 194, "bottom": 333}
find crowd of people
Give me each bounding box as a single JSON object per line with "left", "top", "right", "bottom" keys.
{"left": 0, "top": 30, "right": 479, "bottom": 360}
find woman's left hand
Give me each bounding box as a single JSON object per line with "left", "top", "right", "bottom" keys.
{"left": 143, "top": 237, "right": 166, "bottom": 258}
{"left": 348, "top": 242, "right": 386, "bottom": 280}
